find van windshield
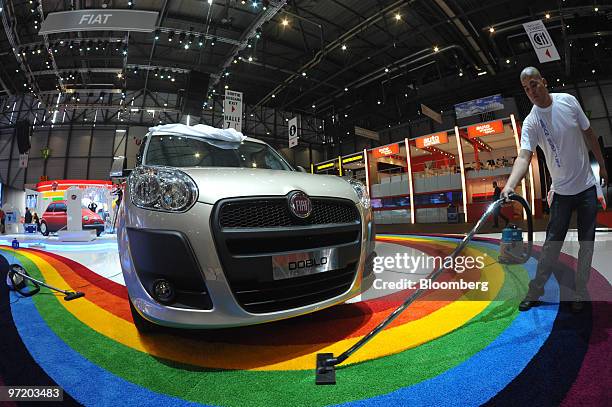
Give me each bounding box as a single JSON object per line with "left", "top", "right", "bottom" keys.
{"left": 144, "top": 135, "right": 293, "bottom": 171}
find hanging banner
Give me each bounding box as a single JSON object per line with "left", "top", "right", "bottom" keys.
{"left": 223, "top": 90, "right": 243, "bottom": 132}
{"left": 415, "top": 132, "right": 448, "bottom": 149}
{"left": 40, "top": 10, "right": 158, "bottom": 34}
{"left": 467, "top": 120, "right": 504, "bottom": 139}
{"left": 372, "top": 143, "right": 400, "bottom": 158}
{"left": 354, "top": 126, "right": 379, "bottom": 141}
{"left": 454, "top": 94, "right": 505, "bottom": 119}
{"left": 522, "top": 20, "right": 560, "bottom": 63}
{"left": 420, "top": 104, "right": 442, "bottom": 124}
{"left": 288, "top": 116, "right": 299, "bottom": 148}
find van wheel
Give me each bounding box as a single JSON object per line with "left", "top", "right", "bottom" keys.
{"left": 40, "top": 222, "right": 49, "bottom": 236}
{"left": 129, "top": 298, "right": 160, "bottom": 333}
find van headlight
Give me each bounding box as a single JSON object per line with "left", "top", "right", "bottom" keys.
{"left": 348, "top": 178, "right": 370, "bottom": 209}
{"left": 129, "top": 166, "right": 198, "bottom": 212}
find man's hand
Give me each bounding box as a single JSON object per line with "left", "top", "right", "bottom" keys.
{"left": 501, "top": 185, "right": 514, "bottom": 201}
{"left": 600, "top": 165, "right": 608, "bottom": 187}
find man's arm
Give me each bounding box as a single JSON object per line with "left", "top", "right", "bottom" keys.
{"left": 501, "top": 149, "right": 533, "bottom": 199}
{"left": 582, "top": 127, "right": 608, "bottom": 186}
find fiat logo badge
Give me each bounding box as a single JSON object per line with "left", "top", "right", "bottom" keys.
{"left": 288, "top": 191, "right": 312, "bottom": 219}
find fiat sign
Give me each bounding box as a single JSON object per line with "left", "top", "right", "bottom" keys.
{"left": 288, "top": 191, "right": 312, "bottom": 219}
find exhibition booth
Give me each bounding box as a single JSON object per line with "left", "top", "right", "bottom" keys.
{"left": 314, "top": 115, "right": 541, "bottom": 225}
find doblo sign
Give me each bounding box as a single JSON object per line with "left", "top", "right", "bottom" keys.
{"left": 40, "top": 10, "right": 158, "bottom": 34}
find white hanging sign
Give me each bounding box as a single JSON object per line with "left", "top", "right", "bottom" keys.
{"left": 223, "top": 90, "right": 243, "bottom": 132}
{"left": 288, "top": 117, "right": 299, "bottom": 148}
{"left": 19, "top": 153, "right": 29, "bottom": 168}
{"left": 523, "top": 20, "right": 560, "bottom": 63}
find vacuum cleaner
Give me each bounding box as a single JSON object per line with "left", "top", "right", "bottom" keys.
{"left": 6, "top": 263, "right": 85, "bottom": 301}
{"left": 315, "top": 193, "right": 533, "bottom": 385}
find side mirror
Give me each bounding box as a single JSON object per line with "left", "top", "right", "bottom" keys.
{"left": 296, "top": 165, "right": 308, "bottom": 173}
{"left": 110, "top": 156, "right": 132, "bottom": 179}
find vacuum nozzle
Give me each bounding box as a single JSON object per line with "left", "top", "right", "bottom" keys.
{"left": 315, "top": 353, "right": 337, "bottom": 385}
{"left": 64, "top": 291, "right": 85, "bottom": 301}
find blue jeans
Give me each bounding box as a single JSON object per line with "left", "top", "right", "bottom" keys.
{"left": 527, "top": 185, "right": 597, "bottom": 301}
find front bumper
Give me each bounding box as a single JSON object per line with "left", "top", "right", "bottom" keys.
{"left": 118, "top": 199, "right": 375, "bottom": 329}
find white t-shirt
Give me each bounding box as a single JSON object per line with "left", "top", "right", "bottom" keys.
{"left": 520, "top": 93, "right": 596, "bottom": 195}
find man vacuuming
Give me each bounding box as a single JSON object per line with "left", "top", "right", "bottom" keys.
{"left": 502, "top": 66, "right": 608, "bottom": 313}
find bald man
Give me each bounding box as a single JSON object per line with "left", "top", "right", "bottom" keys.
{"left": 502, "top": 66, "right": 608, "bottom": 313}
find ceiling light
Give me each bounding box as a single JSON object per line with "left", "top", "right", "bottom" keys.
{"left": 271, "top": 94, "right": 275, "bottom": 98}
{"left": 594, "top": 42, "right": 599, "bottom": 47}
{"left": 545, "top": 13, "right": 550, "bottom": 19}
{"left": 433, "top": 46, "right": 439, "bottom": 52}
{"left": 594, "top": 7, "right": 599, "bottom": 12}
{"left": 341, "top": 44, "right": 347, "bottom": 51}
{"left": 384, "top": 67, "right": 389, "bottom": 72}
{"left": 281, "top": 18, "right": 289, "bottom": 27}
{"left": 395, "top": 13, "right": 401, "bottom": 21}
{"left": 248, "top": 56, "right": 253, "bottom": 61}
{"left": 344, "top": 87, "right": 348, "bottom": 92}
{"left": 506, "top": 59, "right": 510, "bottom": 63}
{"left": 489, "top": 27, "right": 495, "bottom": 33}
{"left": 312, "top": 104, "right": 315, "bottom": 108}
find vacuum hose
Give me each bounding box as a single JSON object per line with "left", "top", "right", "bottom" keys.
{"left": 315, "top": 193, "right": 533, "bottom": 384}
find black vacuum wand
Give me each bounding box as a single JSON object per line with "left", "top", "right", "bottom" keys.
{"left": 315, "top": 193, "right": 533, "bottom": 385}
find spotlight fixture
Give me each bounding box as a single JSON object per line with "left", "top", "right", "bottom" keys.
{"left": 154, "top": 30, "right": 160, "bottom": 40}
{"left": 188, "top": 33, "right": 195, "bottom": 44}
{"left": 168, "top": 31, "right": 175, "bottom": 42}
{"left": 179, "top": 32, "right": 186, "bottom": 43}
{"left": 198, "top": 35, "right": 204, "bottom": 46}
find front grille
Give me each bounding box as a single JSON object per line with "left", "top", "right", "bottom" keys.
{"left": 232, "top": 262, "right": 357, "bottom": 313}
{"left": 218, "top": 198, "right": 359, "bottom": 228}
{"left": 212, "top": 195, "right": 362, "bottom": 314}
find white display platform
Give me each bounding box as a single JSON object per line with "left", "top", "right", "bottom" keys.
{"left": 58, "top": 230, "right": 97, "bottom": 242}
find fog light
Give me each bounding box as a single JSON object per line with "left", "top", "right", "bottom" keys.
{"left": 152, "top": 279, "right": 175, "bottom": 304}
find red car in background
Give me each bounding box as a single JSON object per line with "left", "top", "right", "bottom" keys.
{"left": 40, "top": 200, "right": 105, "bottom": 236}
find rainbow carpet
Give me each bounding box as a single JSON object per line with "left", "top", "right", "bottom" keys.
{"left": 0, "top": 235, "right": 610, "bottom": 406}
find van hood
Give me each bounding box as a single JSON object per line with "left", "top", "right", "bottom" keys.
{"left": 179, "top": 168, "right": 359, "bottom": 204}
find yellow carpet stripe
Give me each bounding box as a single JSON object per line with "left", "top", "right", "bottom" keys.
{"left": 12, "top": 241, "right": 503, "bottom": 371}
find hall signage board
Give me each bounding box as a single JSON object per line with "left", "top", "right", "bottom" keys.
{"left": 223, "top": 90, "right": 243, "bottom": 132}
{"left": 372, "top": 143, "right": 400, "bottom": 158}
{"left": 39, "top": 10, "right": 158, "bottom": 34}
{"left": 415, "top": 132, "right": 448, "bottom": 149}
{"left": 522, "top": 20, "right": 560, "bottom": 63}
{"left": 288, "top": 116, "right": 299, "bottom": 148}
{"left": 467, "top": 120, "right": 504, "bottom": 139}
{"left": 454, "top": 94, "right": 504, "bottom": 119}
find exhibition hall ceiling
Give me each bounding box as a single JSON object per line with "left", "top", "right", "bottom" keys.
{"left": 0, "top": 0, "right": 609, "bottom": 126}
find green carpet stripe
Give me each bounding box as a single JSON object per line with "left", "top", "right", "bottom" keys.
{"left": 14, "top": 246, "right": 527, "bottom": 407}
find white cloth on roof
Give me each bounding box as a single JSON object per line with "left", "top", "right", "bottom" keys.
{"left": 148, "top": 123, "right": 246, "bottom": 149}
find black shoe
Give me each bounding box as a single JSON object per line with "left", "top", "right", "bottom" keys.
{"left": 519, "top": 299, "right": 540, "bottom": 311}
{"left": 571, "top": 300, "right": 584, "bottom": 313}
